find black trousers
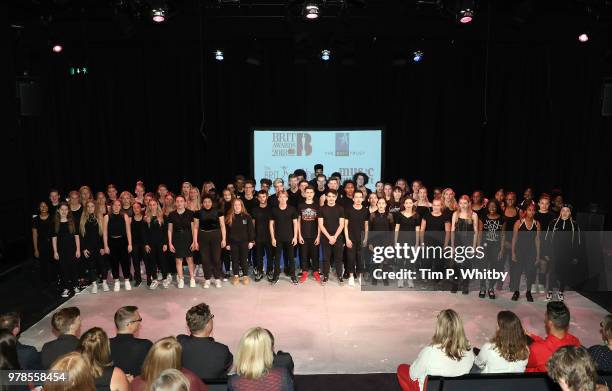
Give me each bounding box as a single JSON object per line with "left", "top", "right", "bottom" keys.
{"left": 108, "top": 236, "right": 131, "bottom": 280}
{"left": 131, "top": 243, "right": 144, "bottom": 283}
{"left": 299, "top": 238, "right": 319, "bottom": 272}
{"left": 199, "top": 229, "right": 222, "bottom": 280}
{"left": 480, "top": 241, "right": 503, "bottom": 290}
{"left": 345, "top": 242, "right": 366, "bottom": 275}
{"left": 510, "top": 252, "right": 537, "bottom": 291}
{"left": 552, "top": 253, "right": 575, "bottom": 292}
{"left": 274, "top": 240, "right": 296, "bottom": 278}
{"left": 321, "top": 236, "right": 344, "bottom": 277}
{"left": 230, "top": 240, "right": 249, "bottom": 277}
{"left": 84, "top": 248, "right": 109, "bottom": 283}
{"left": 222, "top": 248, "right": 231, "bottom": 275}
{"left": 145, "top": 243, "right": 167, "bottom": 282}
{"left": 164, "top": 249, "right": 175, "bottom": 277}
{"left": 255, "top": 240, "right": 274, "bottom": 274}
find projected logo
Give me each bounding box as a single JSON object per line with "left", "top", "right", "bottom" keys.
{"left": 335, "top": 133, "right": 350, "bottom": 156}
{"left": 272, "top": 132, "right": 312, "bottom": 156}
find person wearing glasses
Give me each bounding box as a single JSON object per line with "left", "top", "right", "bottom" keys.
{"left": 109, "top": 306, "right": 153, "bottom": 377}
{"left": 178, "top": 303, "right": 233, "bottom": 382}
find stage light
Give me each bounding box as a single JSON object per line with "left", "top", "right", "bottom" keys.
{"left": 578, "top": 33, "right": 589, "bottom": 42}
{"left": 52, "top": 44, "right": 63, "bottom": 53}
{"left": 459, "top": 9, "right": 473, "bottom": 24}
{"left": 215, "top": 50, "right": 224, "bottom": 61}
{"left": 321, "top": 49, "right": 331, "bottom": 61}
{"left": 412, "top": 50, "right": 423, "bottom": 63}
{"left": 152, "top": 8, "right": 166, "bottom": 23}
{"left": 304, "top": 3, "right": 320, "bottom": 20}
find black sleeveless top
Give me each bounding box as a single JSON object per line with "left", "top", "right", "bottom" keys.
{"left": 95, "top": 366, "right": 114, "bottom": 391}
{"left": 515, "top": 219, "right": 538, "bottom": 256}
{"left": 108, "top": 213, "right": 126, "bottom": 237}
{"left": 503, "top": 208, "right": 520, "bottom": 242}
{"left": 454, "top": 215, "right": 475, "bottom": 246}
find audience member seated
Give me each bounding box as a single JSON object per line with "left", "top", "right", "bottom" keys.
{"left": 41, "top": 307, "right": 81, "bottom": 369}
{"left": 152, "top": 368, "right": 190, "bottom": 391}
{"left": 177, "top": 303, "right": 233, "bottom": 381}
{"left": 0, "top": 329, "right": 20, "bottom": 370}
{"left": 397, "top": 309, "right": 475, "bottom": 391}
{"left": 548, "top": 345, "right": 609, "bottom": 391}
{"left": 44, "top": 351, "right": 96, "bottom": 391}
{"left": 588, "top": 314, "right": 612, "bottom": 372}
{"left": 229, "top": 327, "right": 294, "bottom": 391}
{"left": 109, "top": 305, "right": 152, "bottom": 376}
{"left": 77, "top": 326, "right": 130, "bottom": 391}
{"left": 131, "top": 336, "right": 208, "bottom": 391}
{"left": 265, "top": 329, "right": 294, "bottom": 376}
{"left": 526, "top": 301, "right": 581, "bottom": 373}
{"left": 0, "top": 311, "right": 41, "bottom": 370}
{"left": 474, "top": 310, "right": 530, "bottom": 373}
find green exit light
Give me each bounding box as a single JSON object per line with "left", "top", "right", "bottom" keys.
{"left": 69, "top": 66, "right": 88, "bottom": 76}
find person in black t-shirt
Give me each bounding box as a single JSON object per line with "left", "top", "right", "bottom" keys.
{"left": 225, "top": 199, "right": 255, "bottom": 286}
{"left": 269, "top": 191, "right": 299, "bottom": 285}
{"left": 251, "top": 190, "right": 274, "bottom": 282}
{"left": 535, "top": 194, "right": 554, "bottom": 294}
{"left": 318, "top": 189, "right": 346, "bottom": 285}
{"left": 51, "top": 203, "right": 81, "bottom": 297}
{"left": 32, "top": 201, "right": 57, "bottom": 286}
{"left": 287, "top": 174, "right": 302, "bottom": 208}
{"left": 313, "top": 174, "right": 327, "bottom": 202}
{"left": 268, "top": 178, "right": 285, "bottom": 208}
{"left": 320, "top": 177, "right": 342, "bottom": 207}
{"left": 167, "top": 196, "right": 197, "bottom": 289}
{"left": 297, "top": 186, "right": 321, "bottom": 283}
{"left": 196, "top": 195, "right": 226, "bottom": 288}
{"left": 48, "top": 189, "right": 61, "bottom": 217}
{"left": 344, "top": 190, "right": 369, "bottom": 286}
{"left": 240, "top": 180, "right": 258, "bottom": 214}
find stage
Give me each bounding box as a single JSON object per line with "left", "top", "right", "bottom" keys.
{"left": 20, "top": 276, "right": 609, "bottom": 375}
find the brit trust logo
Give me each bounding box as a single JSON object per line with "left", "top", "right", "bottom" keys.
{"left": 272, "top": 132, "right": 312, "bottom": 156}
{"left": 335, "top": 132, "right": 350, "bottom": 156}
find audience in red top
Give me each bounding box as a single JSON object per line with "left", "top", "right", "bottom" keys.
{"left": 526, "top": 301, "right": 581, "bottom": 373}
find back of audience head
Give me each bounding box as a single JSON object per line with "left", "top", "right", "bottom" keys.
{"left": 0, "top": 329, "right": 19, "bottom": 370}
{"left": 77, "top": 327, "right": 112, "bottom": 378}
{"left": 114, "top": 305, "right": 142, "bottom": 333}
{"left": 142, "top": 337, "right": 183, "bottom": 390}
{"left": 546, "top": 301, "right": 571, "bottom": 333}
{"left": 151, "top": 368, "right": 190, "bottom": 391}
{"left": 0, "top": 312, "right": 21, "bottom": 336}
{"left": 186, "top": 303, "right": 213, "bottom": 337}
{"left": 599, "top": 314, "right": 612, "bottom": 345}
{"left": 547, "top": 346, "right": 598, "bottom": 391}
{"left": 491, "top": 311, "right": 530, "bottom": 362}
{"left": 235, "top": 327, "right": 274, "bottom": 380}
{"left": 45, "top": 351, "right": 95, "bottom": 391}
{"left": 52, "top": 307, "right": 81, "bottom": 336}
{"left": 431, "top": 309, "right": 471, "bottom": 360}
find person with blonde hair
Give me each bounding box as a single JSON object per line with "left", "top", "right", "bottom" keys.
{"left": 77, "top": 327, "right": 129, "bottom": 391}
{"left": 229, "top": 327, "right": 293, "bottom": 391}
{"left": 119, "top": 191, "right": 135, "bottom": 218}
{"left": 397, "top": 309, "right": 474, "bottom": 391}
{"left": 151, "top": 368, "right": 190, "bottom": 391}
{"left": 80, "top": 200, "right": 109, "bottom": 293}
{"left": 44, "top": 352, "right": 95, "bottom": 391}
{"left": 131, "top": 337, "right": 207, "bottom": 391}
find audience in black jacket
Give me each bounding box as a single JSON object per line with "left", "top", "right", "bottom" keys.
{"left": 0, "top": 312, "right": 42, "bottom": 370}
{"left": 40, "top": 307, "right": 81, "bottom": 369}
{"left": 109, "top": 305, "right": 153, "bottom": 376}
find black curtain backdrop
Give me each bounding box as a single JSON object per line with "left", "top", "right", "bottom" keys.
{"left": 11, "top": 3, "right": 612, "bottom": 221}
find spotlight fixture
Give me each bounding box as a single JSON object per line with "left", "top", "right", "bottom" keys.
{"left": 412, "top": 50, "right": 423, "bottom": 63}
{"left": 52, "top": 44, "right": 63, "bottom": 53}
{"left": 215, "top": 50, "right": 224, "bottom": 61}
{"left": 304, "top": 3, "right": 320, "bottom": 20}
{"left": 578, "top": 33, "right": 589, "bottom": 42}
{"left": 152, "top": 8, "right": 166, "bottom": 23}
{"left": 459, "top": 9, "right": 474, "bottom": 24}
{"left": 321, "top": 49, "right": 331, "bottom": 61}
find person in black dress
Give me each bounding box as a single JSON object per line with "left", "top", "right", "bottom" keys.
{"left": 51, "top": 203, "right": 81, "bottom": 297}
{"left": 251, "top": 190, "right": 274, "bottom": 282}
{"left": 168, "top": 195, "right": 198, "bottom": 289}
{"left": 420, "top": 198, "right": 451, "bottom": 280}
{"left": 297, "top": 186, "right": 321, "bottom": 283}
{"left": 103, "top": 200, "right": 133, "bottom": 292}
{"left": 318, "top": 189, "right": 346, "bottom": 285}
{"left": 196, "top": 195, "right": 226, "bottom": 289}
{"left": 394, "top": 197, "right": 421, "bottom": 288}
{"left": 368, "top": 198, "right": 395, "bottom": 286}
{"left": 225, "top": 199, "right": 255, "bottom": 286}
{"left": 143, "top": 199, "right": 169, "bottom": 290}
{"left": 219, "top": 189, "right": 235, "bottom": 280}
{"left": 501, "top": 192, "right": 520, "bottom": 290}
{"left": 471, "top": 190, "right": 487, "bottom": 222}
{"left": 511, "top": 204, "right": 541, "bottom": 302}
{"left": 415, "top": 187, "right": 432, "bottom": 218}
{"left": 129, "top": 202, "right": 146, "bottom": 287}
{"left": 534, "top": 194, "right": 554, "bottom": 294}
{"left": 270, "top": 191, "right": 299, "bottom": 285}
{"left": 161, "top": 193, "right": 176, "bottom": 287}
{"left": 80, "top": 200, "right": 109, "bottom": 294}
{"left": 450, "top": 195, "right": 479, "bottom": 294}
{"left": 119, "top": 191, "right": 135, "bottom": 219}
{"left": 367, "top": 192, "right": 379, "bottom": 214}
{"left": 344, "top": 190, "right": 370, "bottom": 287}
{"left": 478, "top": 200, "right": 506, "bottom": 299}
{"left": 32, "top": 201, "right": 56, "bottom": 288}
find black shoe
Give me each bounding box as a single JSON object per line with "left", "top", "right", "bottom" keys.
{"left": 451, "top": 285, "right": 458, "bottom": 293}
{"left": 478, "top": 290, "right": 486, "bottom": 298}
{"left": 254, "top": 272, "right": 263, "bottom": 282}
{"left": 488, "top": 289, "right": 496, "bottom": 299}
{"left": 343, "top": 270, "right": 349, "bottom": 279}
{"left": 338, "top": 277, "right": 344, "bottom": 285}
{"left": 224, "top": 273, "right": 231, "bottom": 280}
{"left": 291, "top": 276, "right": 298, "bottom": 285}
{"left": 526, "top": 291, "right": 534, "bottom": 302}
{"left": 322, "top": 276, "right": 329, "bottom": 285}
{"left": 511, "top": 291, "right": 520, "bottom": 301}
{"left": 266, "top": 271, "right": 273, "bottom": 280}
{"left": 270, "top": 278, "right": 279, "bottom": 285}
{"left": 461, "top": 287, "right": 469, "bottom": 295}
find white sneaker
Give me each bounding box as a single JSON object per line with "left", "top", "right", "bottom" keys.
{"left": 150, "top": 280, "right": 160, "bottom": 290}
{"left": 61, "top": 289, "right": 70, "bottom": 298}
{"left": 125, "top": 280, "right": 132, "bottom": 291}
{"left": 162, "top": 276, "right": 171, "bottom": 289}
{"left": 557, "top": 291, "right": 565, "bottom": 301}
{"left": 113, "top": 281, "right": 120, "bottom": 292}
{"left": 398, "top": 279, "right": 404, "bottom": 288}
{"left": 215, "top": 279, "right": 222, "bottom": 288}
{"left": 538, "top": 284, "right": 545, "bottom": 294}
{"left": 203, "top": 280, "right": 211, "bottom": 289}
{"left": 177, "top": 278, "right": 184, "bottom": 289}
{"left": 348, "top": 276, "right": 355, "bottom": 287}
{"left": 358, "top": 276, "right": 362, "bottom": 286}
{"left": 190, "top": 278, "right": 196, "bottom": 288}
{"left": 102, "top": 281, "right": 110, "bottom": 292}
{"left": 91, "top": 282, "right": 98, "bottom": 294}
{"left": 157, "top": 272, "right": 162, "bottom": 280}
{"left": 408, "top": 279, "right": 415, "bottom": 288}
